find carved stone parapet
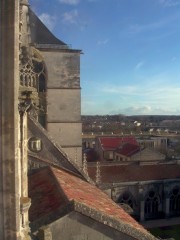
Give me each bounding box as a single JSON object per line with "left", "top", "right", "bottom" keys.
{"left": 96, "top": 161, "right": 101, "bottom": 185}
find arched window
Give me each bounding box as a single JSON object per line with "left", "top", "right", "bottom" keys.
{"left": 20, "top": 46, "right": 47, "bottom": 128}
{"left": 32, "top": 50, "right": 47, "bottom": 128}
{"left": 144, "top": 190, "right": 160, "bottom": 220}
{"left": 169, "top": 187, "right": 180, "bottom": 216}
{"left": 117, "top": 191, "right": 134, "bottom": 209}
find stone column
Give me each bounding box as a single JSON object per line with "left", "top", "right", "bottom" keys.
{"left": 138, "top": 184, "right": 145, "bottom": 222}
{"left": 140, "top": 200, "right": 145, "bottom": 222}
{"left": 0, "top": 1, "right": 21, "bottom": 239}
{"left": 165, "top": 198, "right": 170, "bottom": 218}
{"left": 164, "top": 184, "right": 170, "bottom": 218}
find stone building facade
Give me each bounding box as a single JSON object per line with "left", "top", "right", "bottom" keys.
{"left": 88, "top": 163, "right": 180, "bottom": 228}
{"left": 20, "top": 2, "right": 82, "bottom": 165}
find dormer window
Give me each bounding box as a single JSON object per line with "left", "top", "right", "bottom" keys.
{"left": 28, "top": 137, "right": 42, "bottom": 152}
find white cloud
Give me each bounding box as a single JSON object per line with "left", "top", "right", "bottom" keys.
{"left": 62, "top": 10, "right": 78, "bottom": 24}
{"left": 122, "top": 106, "right": 153, "bottom": 115}
{"left": 102, "top": 83, "right": 180, "bottom": 99}
{"left": 128, "top": 13, "right": 179, "bottom": 35}
{"left": 135, "top": 61, "right": 144, "bottom": 70}
{"left": 58, "top": 0, "right": 80, "bottom": 5}
{"left": 129, "top": 20, "right": 167, "bottom": 34}
{"left": 97, "top": 38, "right": 109, "bottom": 45}
{"left": 39, "top": 13, "right": 56, "bottom": 31}
{"left": 159, "top": 0, "right": 180, "bottom": 7}
{"left": 102, "top": 85, "right": 138, "bottom": 95}
{"left": 96, "top": 72, "right": 180, "bottom": 114}
{"left": 111, "top": 106, "right": 180, "bottom": 116}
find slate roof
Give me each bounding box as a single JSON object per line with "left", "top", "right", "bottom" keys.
{"left": 29, "top": 8, "right": 67, "bottom": 46}
{"left": 28, "top": 116, "right": 92, "bottom": 183}
{"left": 115, "top": 143, "right": 140, "bottom": 157}
{"left": 88, "top": 164, "right": 180, "bottom": 184}
{"left": 29, "top": 166, "right": 157, "bottom": 240}
{"left": 98, "top": 136, "right": 138, "bottom": 151}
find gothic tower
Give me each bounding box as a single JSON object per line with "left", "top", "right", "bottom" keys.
{"left": 19, "top": 2, "right": 83, "bottom": 166}
{"left": 28, "top": 9, "right": 82, "bottom": 165}
{"left": 0, "top": 0, "right": 30, "bottom": 239}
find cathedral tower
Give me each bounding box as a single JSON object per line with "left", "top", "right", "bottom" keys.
{"left": 0, "top": 1, "right": 31, "bottom": 239}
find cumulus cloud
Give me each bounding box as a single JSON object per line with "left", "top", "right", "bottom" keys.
{"left": 62, "top": 10, "right": 78, "bottom": 24}
{"left": 110, "top": 106, "right": 180, "bottom": 116}
{"left": 58, "top": 0, "right": 80, "bottom": 5}
{"left": 122, "top": 106, "right": 152, "bottom": 115}
{"left": 39, "top": 13, "right": 56, "bottom": 31}
{"left": 97, "top": 71, "right": 180, "bottom": 114}
{"left": 159, "top": 0, "right": 180, "bottom": 7}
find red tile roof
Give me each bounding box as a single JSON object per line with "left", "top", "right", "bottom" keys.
{"left": 88, "top": 164, "right": 180, "bottom": 183}
{"left": 98, "top": 136, "right": 138, "bottom": 151}
{"left": 115, "top": 143, "right": 140, "bottom": 157}
{"left": 29, "top": 166, "right": 156, "bottom": 239}
{"left": 29, "top": 167, "right": 68, "bottom": 222}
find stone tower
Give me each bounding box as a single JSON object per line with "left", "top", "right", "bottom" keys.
{"left": 0, "top": 0, "right": 30, "bottom": 239}
{"left": 20, "top": 1, "right": 83, "bottom": 165}
{"left": 28, "top": 8, "right": 82, "bottom": 165}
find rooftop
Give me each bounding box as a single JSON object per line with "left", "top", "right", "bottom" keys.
{"left": 115, "top": 143, "right": 140, "bottom": 157}
{"left": 29, "top": 8, "right": 67, "bottom": 46}
{"left": 98, "top": 136, "right": 138, "bottom": 151}
{"left": 88, "top": 163, "right": 180, "bottom": 184}
{"left": 29, "top": 166, "right": 157, "bottom": 239}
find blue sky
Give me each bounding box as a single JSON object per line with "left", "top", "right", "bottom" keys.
{"left": 29, "top": 0, "right": 180, "bottom": 115}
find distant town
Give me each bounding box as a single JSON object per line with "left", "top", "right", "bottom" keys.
{"left": 82, "top": 114, "right": 180, "bottom": 162}
{"left": 82, "top": 114, "right": 180, "bottom": 135}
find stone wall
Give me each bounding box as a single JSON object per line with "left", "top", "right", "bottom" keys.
{"left": 49, "top": 212, "right": 135, "bottom": 240}
{"left": 37, "top": 49, "right": 82, "bottom": 165}
{"left": 47, "top": 89, "right": 81, "bottom": 122}
{"left": 108, "top": 179, "right": 180, "bottom": 224}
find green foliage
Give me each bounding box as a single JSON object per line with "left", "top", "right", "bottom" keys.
{"left": 150, "top": 225, "right": 180, "bottom": 240}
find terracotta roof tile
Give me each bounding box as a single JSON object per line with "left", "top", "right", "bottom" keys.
{"left": 29, "top": 166, "right": 156, "bottom": 239}
{"left": 88, "top": 164, "right": 180, "bottom": 183}
{"left": 52, "top": 167, "right": 134, "bottom": 220}
{"left": 99, "top": 136, "right": 138, "bottom": 151}
{"left": 29, "top": 168, "right": 68, "bottom": 221}
{"left": 115, "top": 143, "right": 140, "bottom": 157}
